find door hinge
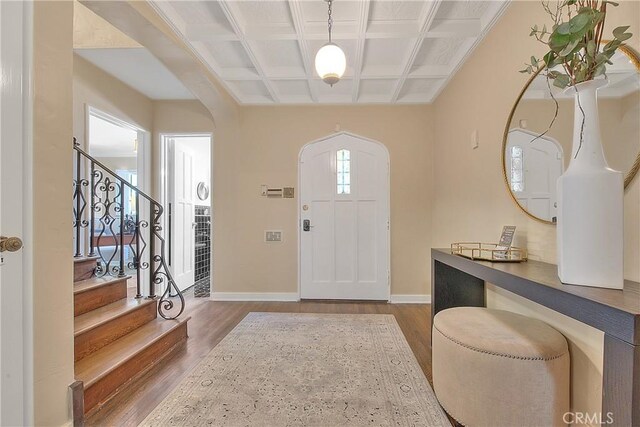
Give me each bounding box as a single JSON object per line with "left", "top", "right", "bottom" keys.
{"left": 387, "top": 270, "right": 390, "bottom": 286}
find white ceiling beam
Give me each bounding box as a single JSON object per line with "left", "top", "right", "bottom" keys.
{"left": 217, "top": 0, "right": 280, "bottom": 103}
{"left": 218, "top": 67, "right": 263, "bottom": 81}
{"left": 352, "top": 0, "right": 371, "bottom": 103}
{"left": 287, "top": 0, "right": 318, "bottom": 103}
{"left": 405, "top": 64, "right": 452, "bottom": 79}
{"left": 149, "top": 0, "right": 511, "bottom": 106}
{"left": 244, "top": 25, "right": 299, "bottom": 41}
{"left": 303, "top": 22, "right": 360, "bottom": 38}
{"left": 184, "top": 24, "right": 240, "bottom": 42}
{"left": 391, "top": 0, "right": 443, "bottom": 103}
{"left": 147, "top": 1, "right": 245, "bottom": 106}
{"left": 426, "top": 19, "right": 482, "bottom": 39}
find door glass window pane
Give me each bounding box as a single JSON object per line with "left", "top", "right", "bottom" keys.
{"left": 337, "top": 149, "right": 350, "bottom": 194}
{"left": 510, "top": 146, "right": 524, "bottom": 192}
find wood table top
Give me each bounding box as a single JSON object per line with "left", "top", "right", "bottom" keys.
{"left": 432, "top": 248, "right": 640, "bottom": 343}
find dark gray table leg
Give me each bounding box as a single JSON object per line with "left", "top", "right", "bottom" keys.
{"left": 602, "top": 334, "right": 640, "bottom": 427}
{"left": 431, "top": 259, "right": 485, "bottom": 336}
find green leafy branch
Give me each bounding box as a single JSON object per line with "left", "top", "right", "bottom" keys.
{"left": 521, "top": 0, "right": 632, "bottom": 89}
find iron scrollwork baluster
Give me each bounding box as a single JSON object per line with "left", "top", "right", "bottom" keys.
{"left": 73, "top": 139, "right": 90, "bottom": 257}
{"left": 89, "top": 162, "right": 96, "bottom": 257}
{"left": 151, "top": 203, "right": 185, "bottom": 319}
{"left": 72, "top": 139, "right": 185, "bottom": 320}
{"left": 118, "top": 187, "right": 126, "bottom": 277}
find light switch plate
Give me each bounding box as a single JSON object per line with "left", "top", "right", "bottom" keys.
{"left": 471, "top": 129, "right": 479, "bottom": 149}
{"left": 265, "top": 230, "right": 283, "bottom": 242}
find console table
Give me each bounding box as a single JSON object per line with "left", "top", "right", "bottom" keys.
{"left": 431, "top": 248, "right": 640, "bottom": 427}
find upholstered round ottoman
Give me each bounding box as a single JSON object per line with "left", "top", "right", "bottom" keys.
{"left": 432, "top": 307, "right": 570, "bottom": 427}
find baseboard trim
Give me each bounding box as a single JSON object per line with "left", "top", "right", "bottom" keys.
{"left": 211, "top": 292, "right": 300, "bottom": 302}
{"left": 389, "top": 294, "right": 431, "bottom": 304}
{"left": 210, "top": 292, "right": 431, "bottom": 304}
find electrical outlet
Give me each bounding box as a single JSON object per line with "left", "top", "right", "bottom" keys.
{"left": 265, "top": 230, "right": 283, "bottom": 242}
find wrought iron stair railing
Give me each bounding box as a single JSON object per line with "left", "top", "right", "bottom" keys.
{"left": 72, "top": 138, "right": 184, "bottom": 319}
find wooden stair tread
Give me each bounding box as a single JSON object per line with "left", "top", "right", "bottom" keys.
{"left": 73, "top": 255, "right": 101, "bottom": 263}
{"left": 74, "top": 276, "right": 130, "bottom": 295}
{"left": 74, "top": 298, "right": 155, "bottom": 336}
{"left": 75, "top": 317, "right": 190, "bottom": 388}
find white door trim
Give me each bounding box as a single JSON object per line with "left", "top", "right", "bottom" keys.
{"left": 0, "top": 1, "right": 34, "bottom": 425}
{"left": 85, "top": 105, "right": 151, "bottom": 194}
{"left": 160, "top": 133, "right": 213, "bottom": 294}
{"left": 297, "top": 131, "right": 391, "bottom": 301}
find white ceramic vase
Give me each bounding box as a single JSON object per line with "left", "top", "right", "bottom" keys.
{"left": 557, "top": 79, "right": 624, "bottom": 289}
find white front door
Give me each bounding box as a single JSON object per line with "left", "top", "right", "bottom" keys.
{"left": 0, "top": 1, "right": 29, "bottom": 424}
{"left": 168, "top": 140, "right": 195, "bottom": 292}
{"left": 300, "top": 133, "right": 390, "bottom": 300}
{"left": 507, "top": 129, "right": 564, "bottom": 222}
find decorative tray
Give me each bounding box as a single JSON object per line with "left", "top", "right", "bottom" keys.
{"left": 451, "top": 242, "right": 528, "bottom": 263}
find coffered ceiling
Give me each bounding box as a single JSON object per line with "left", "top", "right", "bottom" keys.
{"left": 151, "top": 0, "right": 509, "bottom": 104}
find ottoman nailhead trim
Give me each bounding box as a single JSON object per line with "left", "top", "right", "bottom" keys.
{"left": 433, "top": 325, "right": 568, "bottom": 361}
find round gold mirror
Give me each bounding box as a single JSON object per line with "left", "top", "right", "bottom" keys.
{"left": 502, "top": 43, "right": 640, "bottom": 225}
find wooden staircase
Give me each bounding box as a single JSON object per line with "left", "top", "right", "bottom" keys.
{"left": 73, "top": 256, "right": 189, "bottom": 416}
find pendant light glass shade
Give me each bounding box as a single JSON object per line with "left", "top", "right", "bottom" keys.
{"left": 315, "top": 42, "right": 346, "bottom": 86}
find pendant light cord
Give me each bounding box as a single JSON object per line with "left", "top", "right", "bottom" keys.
{"left": 327, "top": 0, "right": 333, "bottom": 43}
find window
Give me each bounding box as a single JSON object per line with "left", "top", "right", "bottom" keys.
{"left": 510, "top": 146, "right": 524, "bottom": 192}
{"left": 337, "top": 149, "right": 351, "bottom": 195}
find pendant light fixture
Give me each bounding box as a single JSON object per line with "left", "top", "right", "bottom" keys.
{"left": 314, "top": 0, "right": 346, "bottom": 86}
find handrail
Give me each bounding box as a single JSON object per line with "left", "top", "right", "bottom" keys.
{"left": 73, "top": 144, "right": 161, "bottom": 209}
{"left": 72, "top": 138, "right": 184, "bottom": 320}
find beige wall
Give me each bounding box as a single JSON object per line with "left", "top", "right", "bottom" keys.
{"left": 73, "top": 53, "right": 218, "bottom": 199}
{"left": 213, "top": 106, "right": 434, "bottom": 297}
{"left": 152, "top": 101, "right": 216, "bottom": 199}
{"left": 73, "top": 54, "right": 153, "bottom": 149}
{"left": 432, "top": 0, "right": 640, "bottom": 419}
{"left": 32, "top": 2, "right": 75, "bottom": 425}
{"left": 95, "top": 156, "right": 137, "bottom": 172}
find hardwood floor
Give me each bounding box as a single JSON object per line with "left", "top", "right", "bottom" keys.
{"left": 85, "top": 292, "right": 435, "bottom": 426}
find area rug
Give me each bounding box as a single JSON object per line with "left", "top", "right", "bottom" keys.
{"left": 140, "top": 312, "right": 450, "bottom": 426}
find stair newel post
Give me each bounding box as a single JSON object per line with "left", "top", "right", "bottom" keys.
{"left": 135, "top": 192, "right": 142, "bottom": 299}
{"left": 118, "top": 188, "right": 126, "bottom": 278}
{"left": 88, "top": 161, "right": 96, "bottom": 257}
{"left": 74, "top": 139, "right": 83, "bottom": 258}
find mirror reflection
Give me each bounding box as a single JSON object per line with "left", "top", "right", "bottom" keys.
{"left": 505, "top": 49, "right": 640, "bottom": 223}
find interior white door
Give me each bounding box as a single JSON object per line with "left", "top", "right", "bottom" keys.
{"left": 0, "top": 1, "right": 28, "bottom": 424}
{"left": 507, "top": 129, "right": 563, "bottom": 222}
{"left": 169, "top": 140, "right": 195, "bottom": 292}
{"left": 300, "top": 133, "right": 390, "bottom": 300}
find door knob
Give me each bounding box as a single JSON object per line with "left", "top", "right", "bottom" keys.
{"left": 0, "top": 236, "right": 23, "bottom": 252}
